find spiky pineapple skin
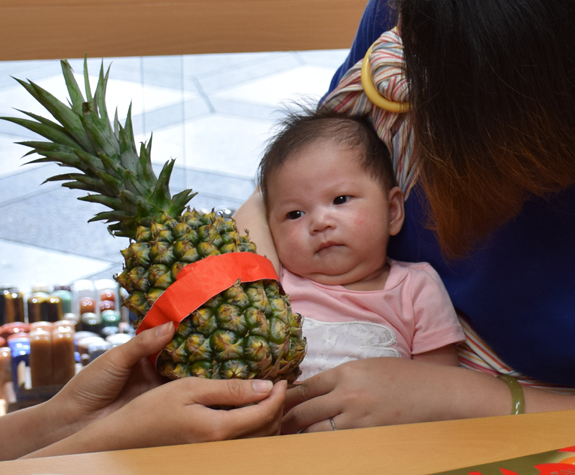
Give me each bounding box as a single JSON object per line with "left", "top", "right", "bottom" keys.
{"left": 116, "top": 209, "right": 306, "bottom": 383}
{"left": 159, "top": 278, "right": 305, "bottom": 382}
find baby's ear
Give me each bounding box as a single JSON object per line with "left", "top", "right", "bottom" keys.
{"left": 387, "top": 186, "right": 405, "bottom": 236}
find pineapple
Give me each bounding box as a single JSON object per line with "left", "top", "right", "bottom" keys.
{"left": 2, "top": 59, "right": 306, "bottom": 383}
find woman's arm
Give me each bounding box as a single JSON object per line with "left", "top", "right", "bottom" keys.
{"left": 413, "top": 344, "right": 460, "bottom": 367}
{"left": 233, "top": 190, "right": 280, "bottom": 274}
{"left": 23, "top": 379, "right": 286, "bottom": 458}
{"left": 0, "top": 322, "right": 176, "bottom": 461}
{"left": 0, "top": 397, "right": 79, "bottom": 460}
{"left": 281, "top": 357, "right": 575, "bottom": 434}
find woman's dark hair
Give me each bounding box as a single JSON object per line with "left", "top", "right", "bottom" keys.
{"left": 258, "top": 107, "right": 395, "bottom": 209}
{"left": 396, "top": 0, "right": 575, "bottom": 257}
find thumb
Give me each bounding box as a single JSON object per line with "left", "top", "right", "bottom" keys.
{"left": 94, "top": 321, "right": 176, "bottom": 373}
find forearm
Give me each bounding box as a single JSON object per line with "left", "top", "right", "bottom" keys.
{"left": 428, "top": 365, "right": 575, "bottom": 421}
{"left": 21, "top": 414, "right": 125, "bottom": 459}
{"left": 24, "top": 378, "right": 286, "bottom": 458}
{"left": 283, "top": 358, "right": 575, "bottom": 434}
{"left": 412, "top": 344, "right": 460, "bottom": 367}
{"left": 522, "top": 385, "right": 575, "bottom": 413}
{"left": 0, "top": 400, "right": 79, "bottom": 461}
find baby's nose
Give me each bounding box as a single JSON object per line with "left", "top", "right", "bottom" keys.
{"left": 310, "top": 210, "right": 334, "bottom": 233}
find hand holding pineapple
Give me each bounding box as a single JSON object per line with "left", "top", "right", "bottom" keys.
{"left": 1, "top": 322, "right": 286, "bottom": 460}
{"left": 71, "top": 374, "right": 286, "bottom": 454}
{"left": 46, "top": 322, "right": 286, "bottom": 455}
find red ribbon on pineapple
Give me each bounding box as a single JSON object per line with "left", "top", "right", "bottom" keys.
{"left": 136, "top": 252, "right": 279, "bottom": 365}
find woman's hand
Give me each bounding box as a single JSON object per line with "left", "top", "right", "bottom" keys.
{"left": 48, "top": 321, "right": 177, "bottom": 435}
{"left": 26, "top": 378, "right": 286, "bottom": 457}
{"left": 281, "top": 357, "right": 510, "bottom": 433}
{"left": 0, "top": 322, "right": 176, "bottom": 460}
{"left": 93, "top": 377, "right": 286, "bottom": 449}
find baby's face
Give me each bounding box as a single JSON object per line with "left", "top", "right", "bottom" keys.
{"left": 267, "top": 139, "right": 401, "bottom": 287}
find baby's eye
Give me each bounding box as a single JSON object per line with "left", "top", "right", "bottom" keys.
{"left": 287, "top": 210, "right": 304, "bottom": 220}
{"left": 333, "top": 195, "right": 351, "bottom": 205}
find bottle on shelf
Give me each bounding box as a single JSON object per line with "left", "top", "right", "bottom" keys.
{"left": 1, "top": 322, "right": 29, "bottom": 341}
{"left": 29, "top": 321, "right": 55, "bottom": 333}
{"left": 51, "top": 288, "right": 73, "bottom": 314}
{"left": 29, "top": 329, "right": 53, "bottom": 387}
{"left": 27, "top": 293, "right": 48, "bottom": 323}
{"left": 52, "top": 326, "right": 75, "bottom": 385}
{"left": 0, "top": 346, "right": 11, "bottom": 400}
{"left": 7, "top": 333, "right": 30, "bottom": 393}
{"left": 95, "top": 279, "right": 118, "bottom": 305}
{"left": 80, "top": 312, "right": 102, "bottom": 335}
{"left": 76, "top": 334, "right": 106, "bottom": 366}
{"left": 62, "top": 314, "right": 80, "bottom": 331}
{"left": 30, "top": 284, "right": 50, "bottom": 297}
{"left": 106, "top": 332, "right": 132, "bottom": 347}
{"left": 99, "top": 300, "right": 116, "bottom": 312}
{"left": 2, "top": 289, "right": 25, "bottom": 324}
{"left": 101, "top": 310, "right": 121, "bottom": 329}
{"left": 71, "top": 280, "right": 96, "bottom": 317}
{"left": 88, "top": 341, "right": 112, "bottom": 361}
{"left": 45, "top": 296, "right": 64, "bottom": 323}
{"left": 78, "top": 297, "right": 96, "bottom": 315}
{"left": 0, "top": 286, "right": 11, "bottom": 325}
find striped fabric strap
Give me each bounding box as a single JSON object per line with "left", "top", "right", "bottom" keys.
{"left": 320, "top": 27, "right": 417, "bottom": 198}
{"left": 457, "top": 313, "right": 575, "bottom": 395}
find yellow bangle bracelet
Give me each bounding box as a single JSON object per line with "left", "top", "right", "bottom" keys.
{"left": 360, "top": 43, "right": 411, "bottom": 113}
{"left": 497, "top": 374, "right": 525, "bottom": 415}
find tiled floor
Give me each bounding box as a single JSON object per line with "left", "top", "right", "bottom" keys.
{"left": 0, "top": 50, "right": 348, "bottom": 293}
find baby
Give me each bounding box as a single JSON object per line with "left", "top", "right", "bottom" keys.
{"left": 235, "top": 109, "right": 465, "bottom": 379}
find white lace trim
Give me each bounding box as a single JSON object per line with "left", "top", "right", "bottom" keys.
{"left": 299, "top": 317, "right": 401, "bottom": 380}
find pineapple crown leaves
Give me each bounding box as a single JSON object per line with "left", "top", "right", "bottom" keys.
{"left": 0, "top": 57, "right": 197, "bottom": 239}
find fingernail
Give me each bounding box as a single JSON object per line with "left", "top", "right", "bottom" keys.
{"left": 155, "top": 321, "right": 173, "bottom": 337}
{"left": 252, "top": 380, "right": 273, "bottom": 393}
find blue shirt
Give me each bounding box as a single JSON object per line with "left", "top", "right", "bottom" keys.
{"left": 328, "top": 0, "right": 575, "bottom": 385}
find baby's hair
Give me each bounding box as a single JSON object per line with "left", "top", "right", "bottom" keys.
{"left": 258, "top": 107, "right": 395, "bottom": 209}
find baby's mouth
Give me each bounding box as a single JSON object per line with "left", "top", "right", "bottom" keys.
{"left": 317, "top": 241, "right": 340, "bottom": 252}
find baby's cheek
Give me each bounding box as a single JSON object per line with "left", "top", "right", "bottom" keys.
{"left": 277, "top": 226, "right": 303, "bottom": 260}
{"left": 274, "top": 223, "right": 295, "bottom": 242}
{"left": 353, "top": 211, "right": 372, "bottom": 229}
{"left": 353, "top": 212, "right": 385, "bottom": 244}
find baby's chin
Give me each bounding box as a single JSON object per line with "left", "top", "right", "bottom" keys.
{"left": 289, "top": 261, "right": 390, "bottom": 289}
{"left": 293, "top": 267, "right": 367, "bottom": 287}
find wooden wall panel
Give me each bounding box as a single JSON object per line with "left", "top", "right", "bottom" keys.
{"left": 0, "top": 0, "right": 367, "bottom": 60}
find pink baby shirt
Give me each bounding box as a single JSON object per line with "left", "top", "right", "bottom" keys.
{"left": 281, "top": 259, "right": 465, "bottom": 380}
